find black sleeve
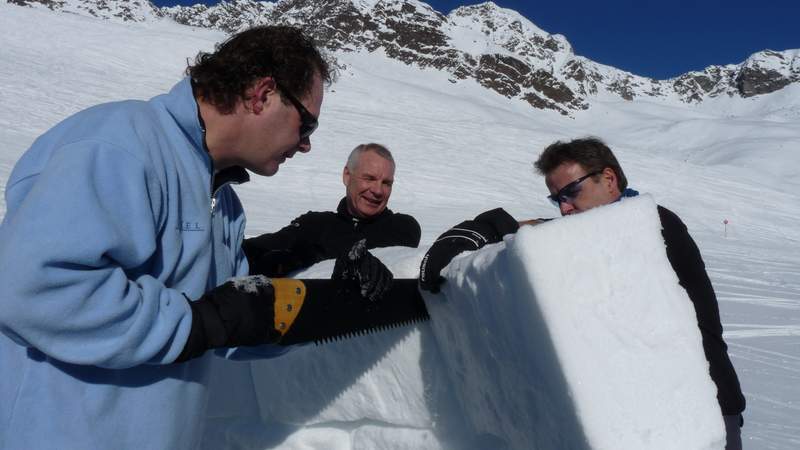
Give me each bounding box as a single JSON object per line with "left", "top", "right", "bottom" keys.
{"left": 243, "top": 214, "right": 323, "bottom": 277}
{"left": 474, "top": 208, "right": 520, "bottom": 237}
{"left": 658, "top": 206, "right": 745, "bottom": 414}
{"left": 393, "top": 214, "right": 422, "bottom": 248}
{"left": 658, "top": 207, "right": 723, "bottom": 336}
{"left": 419, "top": 208, "right": 518, "bottom": 293}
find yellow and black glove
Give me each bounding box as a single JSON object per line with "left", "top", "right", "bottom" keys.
{"left": 175, "top": 276, "right": 306, "bottom": 362}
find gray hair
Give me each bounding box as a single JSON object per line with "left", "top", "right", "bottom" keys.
{"left": 346, "top": 143, "right": 395, "bottom": 172}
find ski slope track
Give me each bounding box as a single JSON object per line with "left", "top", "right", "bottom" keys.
{"left": 1, "top": 3, "right": 799, "bottom": 449}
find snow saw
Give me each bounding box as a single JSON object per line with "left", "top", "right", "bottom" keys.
{"left": 271, "top": 278, "right": 430, "bottom": 345}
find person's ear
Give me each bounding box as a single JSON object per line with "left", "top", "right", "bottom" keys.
{"left": 343, "top": 166, "right": 351, "bottom": 187}
{"left": 602, "top": 167, "right": 619, "bottom": 193}
{"left": 246, "top": 77, "right": 278, "bottom": 113}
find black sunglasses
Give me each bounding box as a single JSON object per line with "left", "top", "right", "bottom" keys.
{"left": 276, "top": 82, "right": 318, "bottom": 139}
{"left": 547, "top": 170, "right": 601, "bottom": 206}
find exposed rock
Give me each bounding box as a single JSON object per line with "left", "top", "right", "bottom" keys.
{"left": 7, "top": 0, "right": 65, "bottom": 9}
{"left": 607, "top": 78, "right": 636, "bottom": 101}
{"left": 528, "top": 70, "right": 580, "bottom": 105}
{"left": 157, "top": 1, "right": 800, "bottom": 112}
{"left": 11, "top": 0, "right": 162, "bottom": 21}
{"left": 737, "top": 67, "right": 792, "bottom": 97}
{"left": 522, "top": 92, "right": 568, "bottom": 115}
{"left": 10, "top": 0, "right": 798, "bottom": 114}
{"left": 735, "top": 51, "right": 799, "bottom": 97}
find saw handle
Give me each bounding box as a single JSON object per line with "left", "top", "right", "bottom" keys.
{"left": 271, "top": 278, "right": 307, "bottom": 337}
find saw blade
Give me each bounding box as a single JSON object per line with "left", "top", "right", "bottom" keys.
{"left": 278, "top": 278, "right": 429, "bottom": 346}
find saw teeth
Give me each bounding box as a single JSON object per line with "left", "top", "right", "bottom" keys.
{"left": 312, "top": 315, "right": 430, "bottom": 345}
{"left": 288, "top": 279, "right": 430, "bottom": 346}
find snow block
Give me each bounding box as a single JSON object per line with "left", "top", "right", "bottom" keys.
{"left": 231, "top": 196, "right": 723, "bottom": 450}
{"left": 429, "top": 194, "right": 725, "bottom": 449}
{"left": 246, "top": 248, "right": 454, "bottom": 447}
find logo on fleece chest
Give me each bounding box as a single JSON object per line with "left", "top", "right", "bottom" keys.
{"left": 177, "top": 221, "right": 205, "bottom": 232}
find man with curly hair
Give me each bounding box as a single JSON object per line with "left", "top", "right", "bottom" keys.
{"left": 0, "top": 26, "right": 347, "bottom": 449}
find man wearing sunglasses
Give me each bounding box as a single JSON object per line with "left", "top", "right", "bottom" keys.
{"left": 419, "top": 137, "right": 745, "bottom": 450}
{"left": 0, "top": 26, "right": 364, "bottom": 450}
{"left": 243, "top": 143, "right": 421, "bottom": 277}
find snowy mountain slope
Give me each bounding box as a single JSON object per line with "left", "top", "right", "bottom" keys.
{"left": 1, "top": 3, "right": 799, "bottom": 449}
{"left": 160, "top": 0, "right": 800, "bottom": 114}
{"left": 8, "top": 0, "right": 162, "bottom": 21}
{"left": 8, "top": 0, "right": 800, "bottom": 116}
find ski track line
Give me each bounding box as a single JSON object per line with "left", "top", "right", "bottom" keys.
{"left": 728, "top": 341, "right": 800, "bottom": 364}
{"left": 745, "top": 392, "right": 800, "bottom": 413}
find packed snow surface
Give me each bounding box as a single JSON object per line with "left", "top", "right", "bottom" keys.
{"left": 1, "top": 3, "right": 799, "bottom": 449}
{"left": 492, "top": 196, "right": 723, "bottom": 449}
{"left": 348, "top": 195, "right": 722, "bottom": 450}
{"left": 219, "top": 197, "right": 725, "bottom": 449}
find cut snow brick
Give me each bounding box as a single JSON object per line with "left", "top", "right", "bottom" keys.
{"left": 428, "top": 194, "right": 725, "bottom": 449}
{"left": 227, "top": 196, "right": 724, "bottom": 450}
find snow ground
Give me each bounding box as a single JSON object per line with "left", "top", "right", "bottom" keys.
{"left": 1, "top": 3, "right": 799, "bottom": 449}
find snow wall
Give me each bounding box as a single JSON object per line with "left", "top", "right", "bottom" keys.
{"left": 204, "top": 195, "right": 725, "bottom": 450}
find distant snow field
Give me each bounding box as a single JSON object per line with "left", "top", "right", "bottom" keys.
{"left": 1, "top": 3, "right": 799, "bottom": 449}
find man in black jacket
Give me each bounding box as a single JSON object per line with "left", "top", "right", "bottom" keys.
{"left": 419, "top": 137, "right": 745, "bottom": 450}
{"left": 245, "top": 143, "right": 421, "bottom": 276}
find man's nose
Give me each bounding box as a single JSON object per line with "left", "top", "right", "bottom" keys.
{"left": 297, "top": 136, "right": 311, "bottom": 153}
{"left": 559, "top": 201, "right": 575, "bottom": 216}
{"left": 369, "top": 182, "right": 385, "bottom": 197}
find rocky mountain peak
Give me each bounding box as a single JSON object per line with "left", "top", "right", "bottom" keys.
{"left": 448, "top": 2, "right": 573, "bottom": 69}
{"left": 8, "top": 0, "right": 161, "bottom": 22}
{"left": 450, "top": 2, "right": 553, "bottom": 45}
{"left": 6, "top": 0, "right": 798, "bottom": 114}
{"left": 668, "top": 49, "right": 800, "bottom": 102}
{"left": 736, "top": 49, "right": 800, "bottom": 97}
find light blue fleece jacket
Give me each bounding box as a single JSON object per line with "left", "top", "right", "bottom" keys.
{"left": 0, "top": 79, "right": 286, "bottom": 449}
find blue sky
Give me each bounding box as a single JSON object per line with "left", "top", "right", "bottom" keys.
{"left": 153, "top": 0, "right": 799, "bottom": 80}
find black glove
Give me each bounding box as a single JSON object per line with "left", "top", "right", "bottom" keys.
{"left": 249, "top": 241, "right": 324, "bottom": 277}
{"left": 176, "top": 275, "right": 280, "bottom": 362}
{"left": 419, "top": 208, "right": 519, "bottom": 293}
{"left": 332, "top": 239, "right": 394, "bottom": 302}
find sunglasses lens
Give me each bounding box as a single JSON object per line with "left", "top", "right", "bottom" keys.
{"left": 548, "top": 182, "right": 580, "bottom": 206}
{"left": 562, "top": 185, "right": 580, "bottom": 200}
{"left": 299, "top": 119, "right": 317, "bottom": 139}
{"left": 279, "top": 84, "right": 318, "bottom": 139}
{"left": 546, "top": 171, "right": 601, "bottom": 207}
